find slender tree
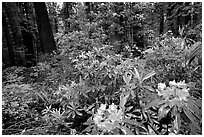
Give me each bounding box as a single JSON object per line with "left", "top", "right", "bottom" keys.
{"left": 33, "top": 2, "right": 56, "bottom": 53}
{"left": 62, "top": 2, "right": 72, "bottom": 34}
{"left": 155, "top": 3, "right": 166, "bottom": 35}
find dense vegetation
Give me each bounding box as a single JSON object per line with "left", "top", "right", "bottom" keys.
{"left": 2, "top": 2, "right": 202, "bottom": 135}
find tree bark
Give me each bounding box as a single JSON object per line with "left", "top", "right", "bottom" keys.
{"left": 54, "top": 18, "right": 58, "bottom": 33}
{"left": 46, "top": 2, "right": 58, "bottom": 34}
{"left": 2, "top": 11, "right": 15, "bottom": 66}
{"left": 19, "top": 2, "right": 36, "bottom": 66}
{"left": 63, "top": 2, "right": 71, "bottom": 34}
{"left": 159, "top": 13, "right": 164, "bottom": 35}
{"left": 3, "top": 2, "right": 26, "bottom": 66}
{"left": 33, "top": 2, "right": 56, "bottom": 53}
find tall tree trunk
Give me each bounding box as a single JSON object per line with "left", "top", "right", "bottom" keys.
{"left": 54, "top": 18, "right": 58, "bottom": 33}
{"left": 190, "top": 2, "right": 194, "bottom": 27}
{"left": 63, "top": 2, "right": 71, "bottom": 34}
{"left": 3, "top": 2, "right": 26, "bottom": 66}
{"left": 159, "top": 13, "right": 164, "bottom": 35}
{"left": 2, "top": 11, "right": 15, "bottom": 66}
{"left": 33, "top": 2, "right": 56, "bottom": 53}
{"left": 19, "top": 2, "right": 36, "bottom": 66}
{"left": 46, "top": 2, "right": 58, "bottom": 34}
{"left": 85, "top": 2, "right": 93, "bottom": 22}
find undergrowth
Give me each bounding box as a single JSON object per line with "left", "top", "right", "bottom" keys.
{"left": 2, "top": 31, "right": 202, "bottom": 135}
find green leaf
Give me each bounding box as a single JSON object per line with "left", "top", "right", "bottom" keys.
{"left": 143, "top": 85, "right": 155, "bottom": 92}
{"left": 142, "top": 71, "right": 156, "bottom": 82}
{"left": 123, "top": 71, "right": 132, "bottom": 84}
{"left": 158, "top": 105, "right": 170, "bottom": 121}
{"left": 75, "top": 111, "right": 83, "bottom": 116}
{"left": 187, "top": 99, "right": 201, "bottom": 119}
{"left": 148, "top": 125, "right": 157, "bottom": 135}
{"left": 120, "top": 126, "right": 134, "bottom": 135}
{"left": 86, "top": 103, "right": 95, "bottom": 112}
{"left": 84, "top": 125, "right": 93, "bottom": 132}
{"left": 129, "top": 83, "right": 137, "bottom": 90}
{"left": 71, "top": 112, "right": 76, "bottom": 119}
{"left": 190, "top": 97, "right": 202, "bottom": 109}
{"left": 134, "top": 67, "right": 140, "bottom": 80}
{"left": 186, "top": 42, "right": 202, "bottom": 66}
{"left": 183, "top": 107, "right": 201, "bottom": 133}
{"left": 119, "top": 91, "right": 130, "bottom": 109}
{"left": 173, "top": 114, "right": 180, "bottom": 134}
{"left": 84, "top": 116, "right": 94, "bottom": 125}
{"left": 183, "top": 105, "right": 199, "bottom": 128}
{"left": 123, "top": 118, "right": 141, "bottom": 127}
{"left": 145, "top": 98, "right": 166, "bottom": 109}
{"left": 81, "top": 91, "right": 89, "bottom": 98}
{"left": 130, "top": 89, "right": 136, "bottom": 98}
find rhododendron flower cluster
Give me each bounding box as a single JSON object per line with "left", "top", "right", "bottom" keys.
{"left": 157, "top": 80, "right": 190, "bottom": 101}
{"left": 93, "top": 103, "right": 123, "bottom": 132}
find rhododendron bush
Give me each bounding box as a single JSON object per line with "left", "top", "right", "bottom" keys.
{"left": 2, "top": 40, "right": 201, "bottom": 134}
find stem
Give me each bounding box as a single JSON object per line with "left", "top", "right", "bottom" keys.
{"left": 135, "top": 87, "right": 141, "bottom": 108}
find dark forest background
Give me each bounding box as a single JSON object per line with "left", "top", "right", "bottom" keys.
{"left": 2, "top": 2, "right": 202, "bottom": 67}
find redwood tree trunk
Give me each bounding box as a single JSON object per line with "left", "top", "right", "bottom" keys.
{"left": 33, "top": 2, "right": 56, "bottom": 53}
{"left": 159, "top": 13, "right": 164, "bottom": 35}
{"left": 19, "top": 2, "right": 36, "bottom": 66}
{"left": 54, "top": 18, "right": 58, "bottom": 33}
{"left": 63, "top": 2, "right": 71, "bottom": 34}
{"left": 3, "top": 2, "right": 26, "bottom": 66}
{"left": 2, "top": 11, "right": 15, "bottom": 66}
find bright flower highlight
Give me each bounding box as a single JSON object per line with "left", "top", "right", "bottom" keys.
{"left": 169, "top": 80, "right": 187, "bottom": 89}
{"left": 157, "top": 80, "right": 190, "bottom": 101}
{"left": 93, "top": 103, "right": 123, "bottom": 132}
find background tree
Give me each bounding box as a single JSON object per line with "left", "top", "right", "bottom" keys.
{"left": 2, "top": 9, "right": 15, "bottom": 66}
{"left": 165, "top": 2, "right": 202, "bottom": 38}
{"left": 46, "top": 2, "right": 61, "bottom": 34}
{"left": 154, "top": 3, "right": 167, "bottom": 35}
{"left": 2, "top": 2, "right": 202, "bottom": 68}
{"left": 3, "top": 2, "right": 26, "bottom": 66}
{"left": 18, "top": 2, "right": 37, "bottom": 66}
{"left": 61, "top": 2, "right": 74, "bottom": 33}
{"left": 33, "top": 2, "right": 56, "bottom": 53}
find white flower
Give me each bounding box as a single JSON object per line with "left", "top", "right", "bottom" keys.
{"left": 176, "top": 80, "right": 187, "bottom": 88}
{"left": 169, "top": 80, "right": 177, "bottom": 87}
{"left": 158, "top": 83, "right": 166, "bottom": 91}
{"left": 97, "top": 104, "right": 106, "bottom": 115}
{"left": 177, "top": 88, "right": 190, "bottom": 101}
{"left": 108, "top": 103, "right": 117, "bottom": 113}
{"left": 93, "top": 103, "right": 123, "bottom": 132}
{"left": 169, "top": 80, "right": 187, "bottom": 89}
{"left": 99, "top": 104, "right": 106, "bottom": 111}
{"left": 93, "top": 114, "right": 103, "bottom": 125}
{"left": 157, "top": 80, "right": 190, "bottom": 101}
